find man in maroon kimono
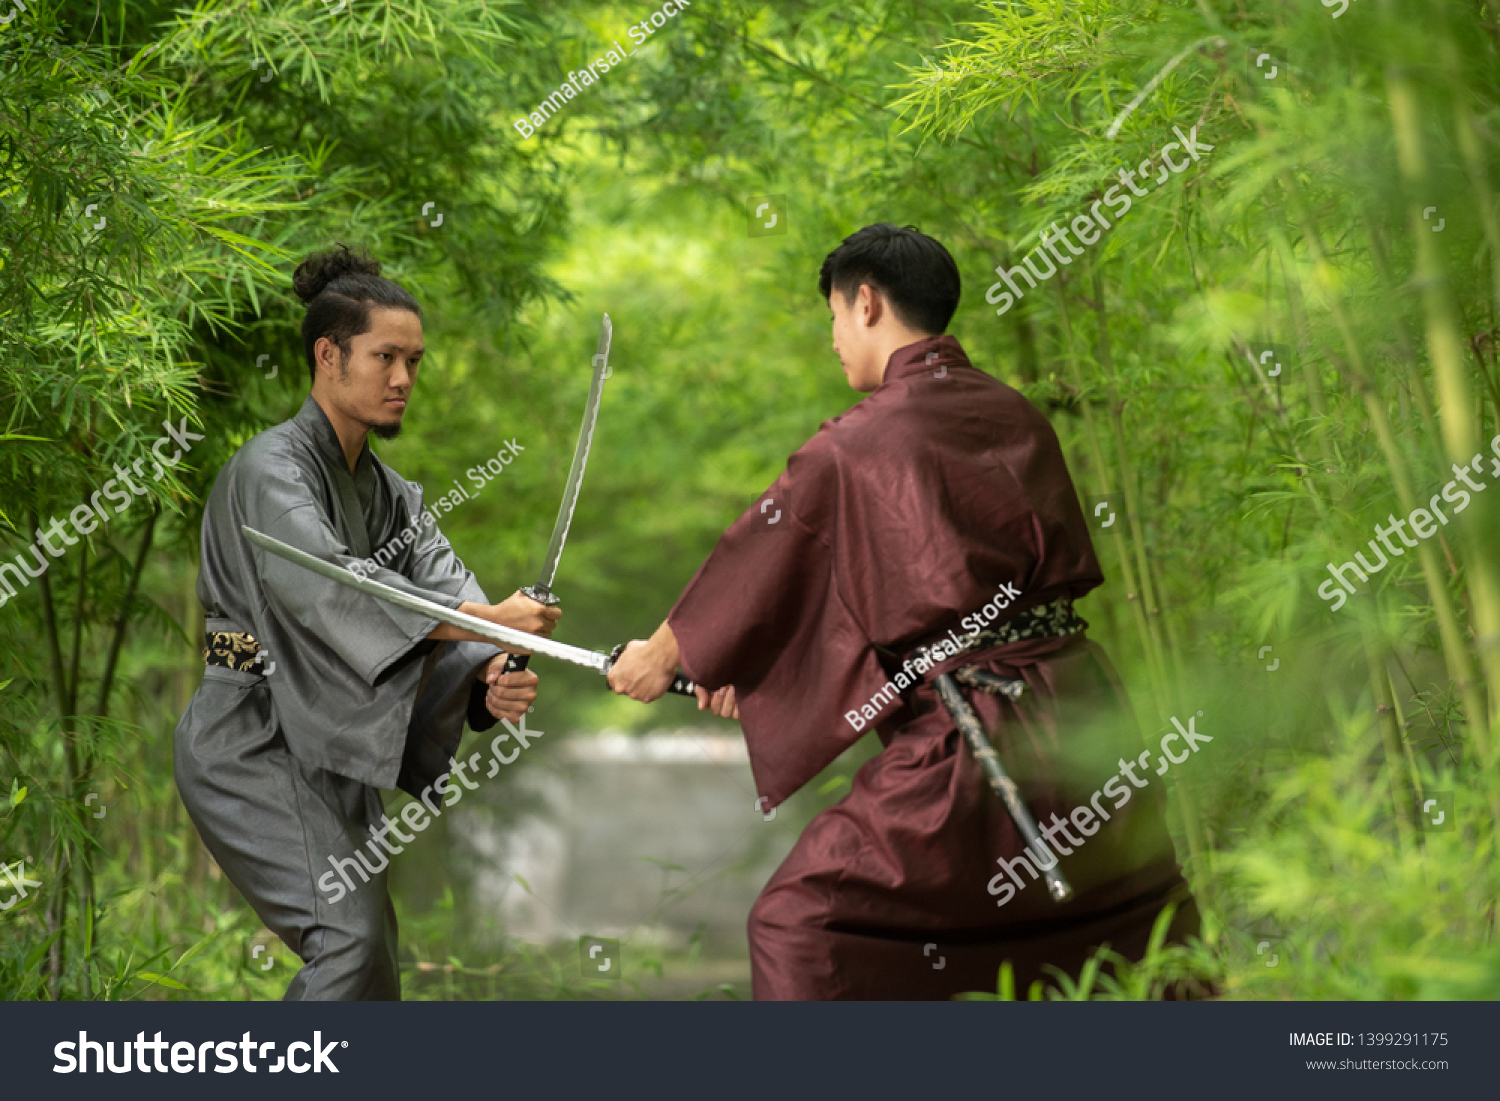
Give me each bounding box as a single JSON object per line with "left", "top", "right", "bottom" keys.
{"left": 608, "top": 223, "right": 1198, "bottom": 1000}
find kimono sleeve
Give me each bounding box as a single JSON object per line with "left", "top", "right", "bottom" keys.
{"left": 399, "top": 493, "right": 504, "bottom": 733}
{"left": 241, "top": 461, "right": 466, "bottom": 687}
{"left": 402, "top": 496, "right": 492, "bottom": 609}
{"left": 397, "top": 637, "right": 503, "bottom": 797}
{"left": 667, "top": 458, "right": 892, "bottom": 806}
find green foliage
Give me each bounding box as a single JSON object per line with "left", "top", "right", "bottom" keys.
{"left": 876, "top": 0, "right": 1500, "bottom": 999}
{"left": 0, "top": 0, "right": 570, "bottom": 1000}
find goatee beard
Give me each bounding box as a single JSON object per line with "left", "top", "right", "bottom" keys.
{"left": 371, "top": 422, "right": 403, "bottom": 441}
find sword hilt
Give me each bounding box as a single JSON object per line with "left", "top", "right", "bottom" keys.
{"left": 501, "top": 584, "right": 563, "bottom": 675}
{"left": 606, "top": 644, "right": 697, "bottom": 697}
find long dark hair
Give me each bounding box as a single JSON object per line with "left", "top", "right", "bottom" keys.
{"left": 292, "top": 244, "right": 421, "bottom": 384}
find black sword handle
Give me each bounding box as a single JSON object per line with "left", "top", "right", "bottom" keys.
{"left": 607, "top": 644, "right": 697, "bottom": 697}
{"left": 501, "top": 584, "right": 562, "bottom": 676}
{"left": 933, "top": 671, "right": 1074, "bottom": 904}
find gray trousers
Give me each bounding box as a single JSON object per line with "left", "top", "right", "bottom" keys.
{"left": 174, "top": 665, "right": 401, "bottom": 1000}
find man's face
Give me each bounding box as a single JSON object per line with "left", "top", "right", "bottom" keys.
{"left": 829, "top": 286, "right": 881, "bottom": 392}
{"left": 316, "top": 308, "right": 424, "bottom": 439}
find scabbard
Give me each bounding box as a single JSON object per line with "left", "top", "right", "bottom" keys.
{"left": 932, "top": 672, "right": 1074, "bottom": 904}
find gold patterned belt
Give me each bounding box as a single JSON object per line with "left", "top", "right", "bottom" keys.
{"left": 204, "top": 630, "right": 269, "bottom": 674}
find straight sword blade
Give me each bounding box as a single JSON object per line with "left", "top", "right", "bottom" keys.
{"left": 240, "top": 526, "right": 610, "bottom": 674}
{"left": 534, "top": 313, "right": 611, "bottom": 595}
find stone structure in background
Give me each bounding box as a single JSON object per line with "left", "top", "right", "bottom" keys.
{"left": 457, "top": 730, "right": 801, "bottom": 955}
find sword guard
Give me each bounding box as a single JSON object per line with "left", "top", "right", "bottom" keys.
{"left": 501, "top": 586, "right": 564, "bottom": 675}
{"left": 519, "top": 584, "right": 562, "bottom": 607}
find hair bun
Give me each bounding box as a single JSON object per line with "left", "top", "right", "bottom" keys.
{"left": 291, "top": 244, "right": 382, "bottom": 304}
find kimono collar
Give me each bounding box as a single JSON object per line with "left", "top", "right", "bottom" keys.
{"left": 293, "top": 395, "right": 372, "bottom": 475}
{"left": 880, "top": 334, "right": 971, "bottom": 386}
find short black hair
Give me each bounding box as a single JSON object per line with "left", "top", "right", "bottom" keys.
{"left": 292, "top": 244, "right": 422, "bottom": 385}
{"left": 817, "top": 223, "right": 961, "bottom": 335}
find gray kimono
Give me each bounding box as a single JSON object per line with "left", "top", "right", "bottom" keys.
{"left": 174, "top": 396, "right": 502, "bottom": 999}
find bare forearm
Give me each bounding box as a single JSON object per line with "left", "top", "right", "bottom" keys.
{"left": 426, "top": 602, "right": 494, "bottom": 645}
{"left": 644, "top": 619, "right": 680, "bottom": 672}
{"left": 427, "top": 597, "right": 561, "bottom": 650}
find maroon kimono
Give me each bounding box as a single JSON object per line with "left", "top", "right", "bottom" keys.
{"left": 668, "top": 335, "right": 1196, "bottom": 1000}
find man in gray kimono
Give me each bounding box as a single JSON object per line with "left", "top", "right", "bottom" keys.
{"left": 174, "top": 247, "right": 558, "bottom": 999}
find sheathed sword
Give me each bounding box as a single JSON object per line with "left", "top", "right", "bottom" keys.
{"left": 240, "top": 526, "right": 697, "bottom": 696}
{"left": 501, "top": 313, "right": 612, "bottom": 678}
{"left": 933, "top": 670, "right": 1074, "bottom": 903}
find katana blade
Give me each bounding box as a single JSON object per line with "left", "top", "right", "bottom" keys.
{"left": 534, "top": 313, "right": 611, "bottom": 596}
{"left": 241, "top": 526, "right": 610, "bottom": 674}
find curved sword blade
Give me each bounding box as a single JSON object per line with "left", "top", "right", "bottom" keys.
{"left": 241, "top": 526, "right": 610, "bottom": 673}
{"left": 534, "top": 313, "right": 611, "bottom": 595}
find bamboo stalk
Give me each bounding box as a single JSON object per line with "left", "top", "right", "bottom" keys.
{"left": 1386, "top": 61, "right": 1500, "bottom": 749}
{"left": 1442, "top": 29, "right": 1500, "bottom": 352}
{"left": 1057, "top": 275, "right": 1210, "bottom": 891}
{"left": 1284, "top": 175, "right": 1489, "bottom": 763}
{"left": 34, "top": 509, "right": 72, "bottom": 998}
{"left": 1387, "top": 669, "right": 1424, "bottom": 809}
{"left": 1351, "top": 216, "right": 1471, "bottom": 581}
{"left": 1364, "top": 624, "right": 1415, "bottom": 852}
{"left": 68, "top": 543, "right": 92, "bottom": 1000}
{"left": 66, "top": 545, "right": 85, "bottom": 720}
{"left": 1011, "top": 289, "right": 1040, "bottom": 385}
{"left": 35, "top": 512, "right": 70, "bottom": 722}
{"left": 1267, "top": 231, "right": 1339, "bottom": 500}
{"left": 93, "top": 506, "right": 159, "bottom": 718}
{"left": 1053, "top": 279, "right": 1169, "bottom": 703}
{"left": 1358, "top": 211, "right": 1439, "bottom": 437}
{"left": 1089, "top": 270, "right": 1172, "bottom": 672}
